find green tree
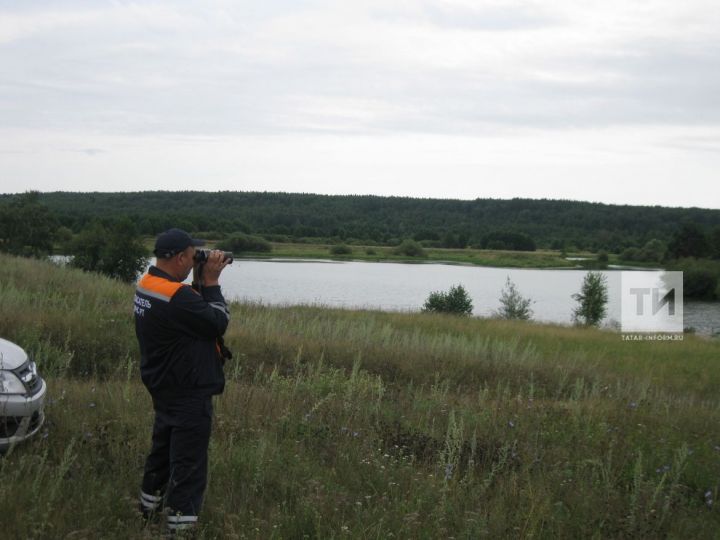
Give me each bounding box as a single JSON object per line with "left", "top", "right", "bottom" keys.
{"left": 620, "top": 247, "right": 641, "bottom": 262}
{"left": 709, "top": 225, "right": 720, "bottom": 260}
{"left": 55, "top": 226, "right": 74, "bottom": 251}
{"left": 571, "top": 271, "right": 608, "bottom": 327}
{"left": 70, "top": 219, "right": 148, "bottom": 282}
{"left": 667, "top": 223, "right": 709, "bottom": 259}
{"left": 666, "top": 258, "right": 720, "bottom": 299}
{"left": 640, "top": 238, "right": 666, "bottom": 262}
{"left": 0, "top": 192, "right": 58, "bottom": 256}
{"left": 422, "top": 284, "right": 473, "bottom": 316}
{"left": 494, "top": 276, "right": 533, "bottom": 320}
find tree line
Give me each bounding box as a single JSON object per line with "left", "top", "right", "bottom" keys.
{"left": 4, "top": 190, "right": 719, "bottom": 253}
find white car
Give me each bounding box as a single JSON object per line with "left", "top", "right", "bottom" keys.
{"left": 0, "top": 337, "right": 47, "bottom": 453}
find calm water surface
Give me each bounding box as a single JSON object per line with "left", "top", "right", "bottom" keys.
{"left": 213, "top": 259, "right": 720, "bottom": 335}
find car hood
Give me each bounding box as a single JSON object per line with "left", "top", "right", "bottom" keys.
{"left": 0, "top": 338, "right": 29, "bottom": 370}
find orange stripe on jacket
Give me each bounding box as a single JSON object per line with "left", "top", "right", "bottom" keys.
{"left": 137, "top": 274, "right": 184, "bottom": 301}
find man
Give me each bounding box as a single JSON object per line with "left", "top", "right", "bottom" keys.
{"left": 134, "top": 228, "right": 231, "bottom": 534}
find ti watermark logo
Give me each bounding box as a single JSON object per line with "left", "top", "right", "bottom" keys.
{"left": 621, "top": 271, "right": 683, "bottom": 341}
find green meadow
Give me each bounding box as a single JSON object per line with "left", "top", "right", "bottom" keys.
{"left": 1, "top": 253, "right": 719, "bottom": 538}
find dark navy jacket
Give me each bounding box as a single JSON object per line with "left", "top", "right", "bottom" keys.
{"left": 134, "top": 266, "right": 230, "bottom": 398}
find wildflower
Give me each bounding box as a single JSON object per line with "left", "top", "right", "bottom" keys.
{"left": 444, "top": 463, "right": 454, "bottom": 480}
{"left": 655, "top": 464, "right": 671, "bottom": 474}
{"left": 508, "top": 421, "right": 515, "bottom": 428}
{"left": 629, "top": 401, "right": 638, "bottom": 409}
{"left": 88, "top": 402, "right": 96, "bottom": 408}
{"left": 705, "top": 490, "right": 713, "bottom": 508}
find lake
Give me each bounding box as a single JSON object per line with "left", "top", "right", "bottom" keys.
{"left": 214, "top": 259, "right": 720, "bottom": 336}
{"left": 49, "top": 255, "right": 720, "bottom": 335}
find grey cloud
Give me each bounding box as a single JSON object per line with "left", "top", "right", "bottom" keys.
{"left": 78, "top": 148, "right": 105, "bottom": 156}
{"left": 659, "top": 134, "right": 720, "bottom": 154}
{"left": 376, "top": 2, "right": 562, "bottom": 31}
{"left": 1, "top": 2, "right": 719, "bottom": 139}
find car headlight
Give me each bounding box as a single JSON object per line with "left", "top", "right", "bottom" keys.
{"left": 0, "top": 370, "right": 26, "bottom": 394}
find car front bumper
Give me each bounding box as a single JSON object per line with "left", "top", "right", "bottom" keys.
{"left": 0, "top": 379, "right": 47, "bottom": 452}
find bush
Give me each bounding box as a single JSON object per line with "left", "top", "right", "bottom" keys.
{"left": 640, "top": 238, "right": 666, "bottom": 262}
{"left": 480, "top": 231, "right": 536, "bottom": 251}
{"left": 69, "top": 218, "right": 148, "bottom": 282}
{"left": 393, "top": 239, "right": 426, "bottom": 257}
{"left": 685, "top": 269, "right": 717, "bottom": 299}
{"left": 218, "top": 233, "right": 272, "bottom": 253}
{"left": 620, "top": 247, "right": 641, "bottom": 262}
{"left": 667, "top": 258, "right": 720, "bottom": 299}
{"left": 422, "top": 284, "right": 473, "bottom": 316}
{"left": 329, "top": 244, "right": 352, "bottom": 255}
{"left": 620, "top": 240, "right": 666, "bottom": 263}
{"left": 494, "top": 277, "right": 533, "bottom": 320}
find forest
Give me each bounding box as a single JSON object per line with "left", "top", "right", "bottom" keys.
{"left": 6, "top": 190, "right": 719, "bottom": 252}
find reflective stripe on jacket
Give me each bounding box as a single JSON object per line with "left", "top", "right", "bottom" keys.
{"left": 134, "top": 266, "right": 229, "bottom": 398}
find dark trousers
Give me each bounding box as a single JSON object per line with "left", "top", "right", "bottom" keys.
{"left": 141, "top": 395, "right": 213, "bottom": 518}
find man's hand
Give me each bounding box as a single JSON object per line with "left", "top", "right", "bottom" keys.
{"left": 197, "top": 250, "right": 230, "bottom": 287}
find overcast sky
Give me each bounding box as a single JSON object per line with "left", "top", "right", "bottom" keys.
{"left": 1, "top": 1, "right": 719, "bottom": 208}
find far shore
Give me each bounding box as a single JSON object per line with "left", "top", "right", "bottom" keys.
{"left": 211, "top": 241, "right": 663, "bottom": 271}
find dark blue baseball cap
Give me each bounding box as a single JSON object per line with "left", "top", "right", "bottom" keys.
{"left": 153, "top": 228, "right": 205, "bottom": 258}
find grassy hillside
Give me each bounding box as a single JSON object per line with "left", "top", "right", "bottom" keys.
{"left": 1, "top": 254, "right": 719, "bottom": 538}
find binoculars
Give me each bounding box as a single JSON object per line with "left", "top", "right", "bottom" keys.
{"left": 194, "top": 249, "right": 234, "bottom": 264}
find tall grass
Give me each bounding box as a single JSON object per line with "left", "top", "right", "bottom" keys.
{"left": 1, "top": 253, "right": 719, "bottom": 538}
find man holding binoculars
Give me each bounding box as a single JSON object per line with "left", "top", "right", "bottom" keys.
{"left": 134, "top": 228, "right": 232, "bottom": 534}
